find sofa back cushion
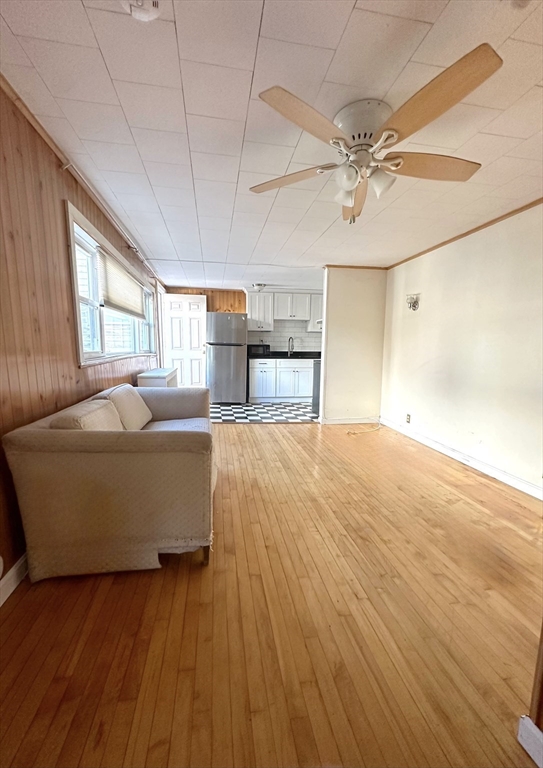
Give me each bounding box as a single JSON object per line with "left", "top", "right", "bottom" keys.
{"left": 50, "top": 400, "right": 124, "bottom": 431}
{"left": 97, "top": 384, "right": 153, "bottom": 430}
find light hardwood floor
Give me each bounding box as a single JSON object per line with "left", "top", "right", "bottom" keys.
{"left": 0, "top": 424, "right": 541, "bottom": 768}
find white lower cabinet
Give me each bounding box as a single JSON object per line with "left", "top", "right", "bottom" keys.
{"left": 250, "top": 358, "right": 314, "bottom": 402}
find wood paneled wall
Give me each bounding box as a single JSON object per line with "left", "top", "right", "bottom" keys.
{"left": 0, "top": 87, "right": 158, "bottom": 573}
{"left": 166, "top": 287, "right": 246, "bottom": 313}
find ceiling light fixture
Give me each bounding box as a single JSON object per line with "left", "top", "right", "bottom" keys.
{"left": 369, "top": 167, "right": 397, "bottom": 199}
{"left": 120, "top": 0, "right": 161, "bottom": 22}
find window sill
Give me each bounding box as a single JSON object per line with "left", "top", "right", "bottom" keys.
{"left": 79, "top": 352, "right": 157, "bottom": 369}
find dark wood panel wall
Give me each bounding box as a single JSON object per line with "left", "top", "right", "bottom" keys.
{"left": 0, "top": 87, "right": 158, "bottom": 573}
{"left": 166, "top": 287, "right": 246, "bottom": 313}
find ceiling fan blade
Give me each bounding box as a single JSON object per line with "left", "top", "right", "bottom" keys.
{"left": 375, "top": 44, "right": 502, "bottom": 147}
{"left": 249, "top": 163, "right": 338, "bottom": 194}
{"left": 386, "top": 152, "right": 481, "bottom": 181}
{"left": 353, "top": 176, "right": 368, "bottom": 217}
{"left": 259, "top": 86, "right": 350, "bottom": 146}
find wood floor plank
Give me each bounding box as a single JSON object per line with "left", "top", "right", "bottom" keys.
{"left": 0, "top": 423, "right": 540, "bottom": 768}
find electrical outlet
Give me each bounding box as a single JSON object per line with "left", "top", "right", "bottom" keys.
{"left": 406, "top": 414, "right": 411, "bottom": 423}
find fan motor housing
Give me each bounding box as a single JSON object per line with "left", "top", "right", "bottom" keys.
{"left": 333, "top": 100, "right": 392, "bottom": 146}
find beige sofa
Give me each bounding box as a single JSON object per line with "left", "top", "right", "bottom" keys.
{"left": 2, "top": 384, "right": 215, "bottom": 582}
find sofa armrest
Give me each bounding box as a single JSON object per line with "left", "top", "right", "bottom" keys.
{"left": 3, "top": 427, "right": 212, "bottom": 455}
{"left": 137, "top": 387, "right": 210, "bottom": 421}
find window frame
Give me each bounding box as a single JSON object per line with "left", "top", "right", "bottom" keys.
{"left": 66, "top": 202, "right": 157, "bottom": 367}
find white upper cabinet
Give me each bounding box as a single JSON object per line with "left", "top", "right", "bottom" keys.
{"left": 273, "top": 293, "right": 311, "bottom": 320}
{"left": 307, "top": 294, "right": 323, "bottom": 332}
{"left": 247, "top": 292, "right": 274, "bottom": 331}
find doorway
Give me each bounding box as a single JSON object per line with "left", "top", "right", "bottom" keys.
{"left": 162, "top": 294, "right": 207, "bottom": 386}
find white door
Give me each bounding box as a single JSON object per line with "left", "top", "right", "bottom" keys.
{"left": 292, "top": 294, "right": 311, "bottom": 320}
{"left": 295, "top": 368, "right": 313, "bottom": 397}
{"left": 276, "top": 368, "right": 295, "bottom": 397}
{"left": 162, "top": 294, "right": 206, "bottom": 386}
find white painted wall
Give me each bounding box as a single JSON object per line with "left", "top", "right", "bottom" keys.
{"left": 321, "top": 268, "right": 387, "bottom": 423}
{"left": 381, "top": 205, "right": 543, "bottom": 494}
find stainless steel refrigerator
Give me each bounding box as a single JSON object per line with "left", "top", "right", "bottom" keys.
{"left": 206, "top": 313, "right": 247, "bottom": 403}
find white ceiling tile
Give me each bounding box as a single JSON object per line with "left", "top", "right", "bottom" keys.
{"left": 233, "top": 212, "right": 268, "bottom": 229}
{"left": 261, "top": 1, "right": 354, "bottom": 49}
{"left": 114, "top": 81, "right": 186, "bottom": 132}
{"left": 83, "top": 0, "right": 175, "bottom": 21}
{"left": 37, "top": 115, "right": 86, "bottom": 153}
{"left": 223, "top": 264, "right": 247, "bottom": 280}
{"left": 172, "top": 243, "right": 203, "bottom": 259}
{"left": 102, "top": 171, "right": 152, "bottom": 196}
{"left": 412, "top": 0, "right": 536, "bottom": 67}
{"left": 198, "top": 217, "right": 232, "bottom": 231}
{"left": 83, "top": 140, "right": 144, "bottom": 173}
{"left": 251, "top": 37, "right": 334, "bottom": 103}
{"left": 181, "top": 261, "right": 206, "bottom": 281}
{"left": 154, "top": 186, "right": 195, "bottom": 207}
{"left": 483, "top": 86, "right": 543, "bottom": 138}
{"left": 181, "top": 60, "right": 251, "bottom": 121}
{"left": 275, "top": 187, "right": 318, "bottom": 209}
{"left": 267, "top": 206, "right": 306, "bottom": 224}
{"left": 1, "top": 0, "right": 97, "bottom": 46}
{"left": 69, "top": 152, "right": 104, "bottom": 183}
{"left": 186, "top": 115, "right": 244, "bottom": 156}
{"left": 132, "top": 128, "right": 190, "bottom": 163}
{"left": 57, "top": 99, "right": 133, "bottom": 143}
{"left": 117, "top": 193, "right": 160, "bottom": 213}
{"left": 87, "top": 10, "right": 181, "bottom": 88}
{"left": 144, "top": 160, "right": 193, "bottom": 189}
{"left": 195, "top": 179, "right": 237, "bottom": 218}
{"left": 237, "top": 171, "right": 280, "bottom": 198}
{"left": 191, "top": 152, "right": 240, "bottom": 183}
{"left": 202, "top": 246, "right": 229, "bottom": 263}
{"left": 506, "top": 131, "right": 543, "bottom": 161}
{"left": 229, "top": 227, "right": 262, "bottom": 246}
{"left": 0, "top": 17, "right": 31, "bottom": 67}
{"left": 19, "top": 37, "right": 119, "bottom": 105}
{"left": 383, "top": 61, "right": 444, "bottom": 111}
{"left": 200, "top": 229, "right": 230, "bottom": 250}
{"left": 161, "top": 204, "right": 198, "bottom": 223}
{"left": 326, "top": 10, "right": 430, "bottom": 92}
{"left": 166, "top": 220, "right": 201, "bottom": 246}
{"left": 428, "top": 182, "right": 495, "bottom": 206}
{"left": 149, "top": 260, "right": 188, "bottom": 284}
{"left": 291, "top": 133, "right": 339, "bottom": 165}
{"left": 511, "top": 3, "right": 543, "bottom": 45}
{"left": 355, "top": 0, "right": 447, "bottom": 23}
{"left": 492, "top": 174, "right": 542, "bottom": 199}
{"left": 244, "top": 99, "right": 302, "bottom": 147}
{"left": 204, "top": 262, "right": 226, "bottom": 282}
{"left": 1, "top": 63, "right": 63, "bottom": 118}
{"left": 227, "top": 245, "right": 253, "bottom": 264}
{"left": 453, "top": 133, "right": 522, "bottom": 167}
{"left": 407, "top": 103, "right": 502, "bottom": 149}
{"left": 174, "top": 0, "right": 262, "bottom": 70}
{"left": 463, "top": 39, "right": 543, "bottom": 110}
{"left": 235, "top": 194, "right": 274, "bottom": 215}
{"left": 240, "top": 142, "right": 293, "bottom": 175}
{"left": 467, "top": 155, "right": 541, "bottom": 186}
{"left": 305, "top": 201, "right": 342, "bottom": 223}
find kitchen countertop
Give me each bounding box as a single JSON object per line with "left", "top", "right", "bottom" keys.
{"left": 248, "top": 351, "right": 321, "bottom": 359}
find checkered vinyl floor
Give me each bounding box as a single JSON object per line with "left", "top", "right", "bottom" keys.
{"left": 210, "top": 402, "right": 318, "bottom": 423}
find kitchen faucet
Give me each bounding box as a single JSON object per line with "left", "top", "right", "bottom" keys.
{"left": 288, "top": 337, "right": 294, "bottom": 357}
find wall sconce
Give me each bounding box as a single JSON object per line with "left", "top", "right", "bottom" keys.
{"left": 406, "top": 294, "right": 420, "bottom": 311}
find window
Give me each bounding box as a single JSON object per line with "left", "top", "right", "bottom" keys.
{"left": 68, "top": 206, "right": 155, "bottom": 365}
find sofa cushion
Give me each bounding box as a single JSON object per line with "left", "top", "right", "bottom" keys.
{"left": 100, "top": 384, "right": 153, "bottom": 431}
{"left": 142, "top": 418, "right": 211, "bottom": 433}
{"left": 50, "top": 401, "right": 124, "bottom": 431}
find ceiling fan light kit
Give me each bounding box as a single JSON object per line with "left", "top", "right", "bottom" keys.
{"left": 250, "top": 44, "right": 503, "bottom": 224}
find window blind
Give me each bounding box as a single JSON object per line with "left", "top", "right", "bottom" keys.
{"left": 98, "top": 249, "right": 145, "bottom": 320}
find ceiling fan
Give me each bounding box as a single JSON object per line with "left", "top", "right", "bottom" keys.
{"left": 249, "top": 44, "right": 503, "bottom": 223}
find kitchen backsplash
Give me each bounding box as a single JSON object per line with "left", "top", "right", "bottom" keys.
{"left": 248, "top": 320, "right": 322, "bottom": 352}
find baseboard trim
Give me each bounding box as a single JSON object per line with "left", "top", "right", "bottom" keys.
{"left": 380, "top": 418, "right": 542, "bottom": 500}
{"left": 320, "top": 417, "right": 380, "bottom": 425}
{"left": 518, "top": 716, "right": 543, "bottom": 768}
{"left": 0, "top": 554, "right": 28, "bottom": 607}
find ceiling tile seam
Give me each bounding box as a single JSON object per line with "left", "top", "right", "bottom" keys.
{"left": 216, "top": 0, "right": 266, "bottom": 287}
{"left": 257, "top": 33, "right": 337, "bottom": 54}
{"left": 8, "top": 29, "right": 99, "bottom": 51}
{"left": 507, "top": 3, "right": 543, "bottom": 40}
{"left": 83, "top": 1, "right": 192, "bottom": 282}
